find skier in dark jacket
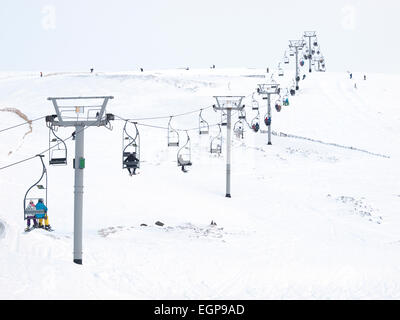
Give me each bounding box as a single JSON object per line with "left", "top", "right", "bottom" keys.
{"left": 124, "top": 153, "right": 139, "bottom": 176}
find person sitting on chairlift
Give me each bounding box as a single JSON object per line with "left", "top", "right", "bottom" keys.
{"left": 25, "top": 200, "right": 38, "bottom": 230}
{"left": 178, "top": 155, "right": 191, "bottom": 173}
{"left": 124, "top": 152, "right": 139, "bottom": 176}
{"left": 252, "top": 122, "right": 260, "bottom": 132}
{"left": 36, "top": 199, "right": 51, "bottom": 230}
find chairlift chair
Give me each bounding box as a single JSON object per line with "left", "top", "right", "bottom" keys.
{"left": 167, "top": 117, "right": 180, "bottom": 147}
{"left": 48, "top": 126, "right": 67, "bottom": 166}
{"left": 122, "top": 120, "right": 140, "bottom": 170}
{"left": 233, "top": 120, "right": 244, "bottom": 139}
{"left": 199, "top": 109, "right": 209, "bottom": 135}
{"left": 264, "top": 115, "right": 272, "bottom": 127}
{"left": 177, "top": 131, "right": 192, "bottom": 172}
{"left": 251, "top": 97, "right": 260, "bottom": 111}
{"left": 275, "top": 99, "right": 282, "bottom": 112}
{"left": 251, "top": 111, "right": 260, "bottom": 133}
{"left": 210, "top": 124, "right": 222, "bottom": 155}
{"left": 23, "top": 155, "right": 48, "bottom": 221}
{"left": 283, "top": 94, "right": 290, "bottom": 106}
{"left": 278, "top": 63, "right": 284, "bottom": 77}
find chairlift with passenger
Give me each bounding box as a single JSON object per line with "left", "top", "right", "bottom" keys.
{"left": 177, "top": 131, "right": 192, "bottom": 172}
{"left": 122, "top": 120, "right": 140, "bottom": 171}
{"left": 23, "top": 155, "right": 48, "bottom": 221}
{"left": 210, "top": 124, "right": 222, "bottom": 155}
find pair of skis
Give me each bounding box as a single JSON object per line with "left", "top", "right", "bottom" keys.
{"left": 24, "top": 225, "right": 54, "bottom": 233}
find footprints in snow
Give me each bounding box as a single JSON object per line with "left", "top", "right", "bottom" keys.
{"left": 98, "top": 222, "right": 245, "bottom": 242}
{"left": 328, "top": 194, "right": 383, "bottom": 224}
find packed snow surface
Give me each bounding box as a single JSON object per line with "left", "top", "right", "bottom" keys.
{"left": 1, "top": 69, "right": 400, "bottom": 299}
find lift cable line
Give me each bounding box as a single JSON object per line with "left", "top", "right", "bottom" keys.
{"left": 0, "top": 116, "right": 46, "bottom": 134}
{"left": 0, "top": 124, "right": 94, "bottom": 172}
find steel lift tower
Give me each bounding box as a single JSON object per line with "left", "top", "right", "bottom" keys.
{"left": 213, "top": 96, "right": 245, "bottom": 198}
{"left": 289, "top": 40, "right": 306, "bottom": 91}
{"left": 46, "top": 96, "right": 114, "bottom": 265}
{"left": 257, "top": 83, "right": 280, "bottom": 145}
{"left": 303, "top": 31, "right": 317, "bottom": 73}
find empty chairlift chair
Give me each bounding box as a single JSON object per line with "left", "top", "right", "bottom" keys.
{"left": 167, "top": 116, "right": 180, "bottom": 147}
{"left": 199, "top": 109, "right": 209, "bottom": 135}
{"left": 210, "top": 124, "right": 222, "bottom": 155}
{"left": 177, "top": 131, "right": 192, "bottom": 173}
{"left": 122, "top": 120, "right": 140, "bottom": 174}
{"left": 47, "top": 123, "right": 67, "bottom": 166}
{"left": 278, "top": 63, "right": 284, "bottom": 77}
{"left": 23, "top": 155, "right": 48, "bottom": 222}
{"left": 251, "top": 93, "right": 260, "bottom": 111}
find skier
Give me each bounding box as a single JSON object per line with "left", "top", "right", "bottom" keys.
{"left": 354, "top": 83, "right": 357, "bottom": 89}
{"left": 36, "top": 199, "right": 51, "bottom": 230}
{"left": 40, "top": 72, "right": 43, "bottom": 77}
{"left": 25, "top": 200, "right": 38, "bottom": 231}
{"left": 90, "top": 68, "right": 94, "bottom": 73}
{"left": 350, "top": 73, "right": 353, "bottom": 79}
{"left": 178, "top": 155, "right": 191, "bottom": 173}
{"left": 252, "top": 122, "right": 260, "bottom": 132}
{"left": 283, "top": 97, "right": 289, "bottom": 106}
{"left": 140, "top": 68, "right": 144, "bottom": 72}
{"left": 364, "top": 75, "right": 367, "bottom": 80}
{"left": 267, "top": 67, "right": 269, "bottom": 73}
{"left": 303, "top": 74, "right": 306, "bottom": 80}
{"left": 124, "top": 153, "right": 139, "bottom": 176}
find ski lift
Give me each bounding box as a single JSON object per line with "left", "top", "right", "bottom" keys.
{"left": 199, "top": 109, "right": 209, "bottom": 135}
{"left": 251, "top": 111, "right": 260, "bottom": 133}
{"left": 264, "top": 115, "right": 271, "bottom": 127}
{"left": 233, "top": 119, "right": 244, "bottom": 139}
{"left": 284, "top": 52, "right": 290, "bottom": 64}
{"left": 23, "top": 155, "right": 48, "bottom": 221}
{"left": 177, "top": 131, "right": 192, "bottom": 172}
{"left": 275, "top": 99, "right": 282, "bottom": 112}
{"left": 48, "top": 125, "right": 67, "bottom": 166}
{"left": 238, "top": 109, "right": 246, "bottom": 120}
{"left": 168, "top": 117, "right": 180, "bottom": 147}
{"left": 278, "top": 63, "right": 284, "bottom": 77}
{"left": 251, "top": 95, "right": 260, "bottom": 111}
{"left": 289, "top": 48, "right": 295, "bottom": 57}
{"left": 210, "top": 124, "right": 222, "bottom": 155}
{"left": 122, "top": 120, "right": 140, "bottom": 171}
{"left": 283, "top": 94, "right": 290, "bottom": 106}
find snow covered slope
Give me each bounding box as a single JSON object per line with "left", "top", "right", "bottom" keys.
{"left": 1, "top": 69, "right": 400, "bottom": 299}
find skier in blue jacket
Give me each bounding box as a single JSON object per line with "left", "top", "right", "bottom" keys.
{"left": 36, "top": 199, "right": 51, "bottom": 230}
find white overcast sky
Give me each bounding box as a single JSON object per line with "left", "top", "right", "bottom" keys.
{"left": 0, "top": 0, "right": 399, "bottom": 73}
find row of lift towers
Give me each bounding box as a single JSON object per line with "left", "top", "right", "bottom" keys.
{"left": 23, "top": 31, "right": 324, "bottom": 264}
